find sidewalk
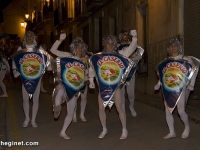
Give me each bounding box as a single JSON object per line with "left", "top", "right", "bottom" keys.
{"left": 0, "top": 97, "right": 6, "bottom": 150}
{"left": 135, "top": 91, "right": 200, "bottom": 126}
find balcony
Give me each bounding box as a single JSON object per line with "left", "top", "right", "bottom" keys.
{"left": 43, "top": 1, "right": 54, "bottom": 20}
{"left": 73, "top": 12, "right": 90, "bottom": 23}
{"left": 61, "top": 4, "right": 67, "bottom": 21}
{"left": 86, "top": 0, "right": 103, "bottom": 12}
{"left": 74, "top": 0, "right": 91, "bottom": 22}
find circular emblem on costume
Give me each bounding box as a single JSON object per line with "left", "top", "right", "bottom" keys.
{"left": 65, "top": 67, "right": 84, "bottom": 88}
{"left": 22, "top": 59, "right": 40, "bottom": 78}
{"left": 99, "top": 62, "right": 121, "bottom": 84}
{"left": 163, "top": 68, "right": 185, "bottom": 91}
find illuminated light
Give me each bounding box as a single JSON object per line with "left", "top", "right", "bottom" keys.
{"left": 25, "top": 14, "right": 29, "bottom": 19}
{"left": 20, "top": 21, "right": 26, "bottom": 29}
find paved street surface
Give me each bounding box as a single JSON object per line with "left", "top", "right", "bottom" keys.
{"left": 1, "top": 76, "right": 200, "bottom": 150}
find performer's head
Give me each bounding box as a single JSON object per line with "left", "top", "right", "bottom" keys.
{"left": 167, "top": 38, "right": 183, "bottom": 56}
{"left": 70, "top": 37, "right": 88, "bottom": 58}
{"left": 23, "top": 31, "right": 37, "bottom": 47}
{"left": 102, "top": 35, "right": 118, "bottom": 52}
{"left": 118, "top": 29, "right": 129, "bottom": 43}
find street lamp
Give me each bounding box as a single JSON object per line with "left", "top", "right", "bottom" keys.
{"left": 25, "top": 14, "right": 30, "bottom": 19}
{"left": 20, "top": 21, "right": 26, "bottom": 29}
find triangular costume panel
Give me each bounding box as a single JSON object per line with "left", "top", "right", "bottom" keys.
{"left": 90, "top": 52, "right": 134, "bottom": 108}
{"left": 55, "top": 57, "right": 85, "bottom": 102}
{"left": 12, "top": 50, "right": 48, "bottom": 95}
{"left": 126, "top": 46, "right": 144, "bottom": 84}
{"left": 157, "top": 58, "right": 196, "bottom": 113}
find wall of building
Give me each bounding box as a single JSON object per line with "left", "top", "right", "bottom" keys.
{"left": 3, "top": 0, "right": 27, "bottom": 41}
{"left": 0, "top": 24, "right": 3, "bottom": 34}
{"left": 135, "top": 0, "right": 181, "bottom": 95}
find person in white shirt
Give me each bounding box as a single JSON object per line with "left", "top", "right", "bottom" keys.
{"left": 50, "top": 34, "right": 93, "bottom": 139}
{"left": 117, "top": 29, "right": 142, "bottom": 117}
{"left": 89, "top": 30, "right": 138, "bottom": 139}
{"left": 154, "top": 38, "right": 199, "bottom": 139}
{"left": 13, "top": 31, "right": 50, "bottom": 128}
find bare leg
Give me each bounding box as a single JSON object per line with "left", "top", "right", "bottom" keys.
{"left": 121, "top": 85, "right": 126, "bottom": 111}
{"left": 0, "top": 70, "right": 7, "bottom": 97}
{"left": 126, "top": 76, "right": 137, "bottom": 117}
{"left": 40, "top": 78, "right": 47, "bottom": 92}
{"left": 80, "top": 86, "right": 88, "bottom": 121}
{"left": 72, "top": 103, "right": 77, "bottom": 122}
{"left": 98, "top": 93, "right": 107, "bottom": 138}
{"left": 31, "top": 80, "right": 41, "bottom": 127}
{"left": 163, "top": 102, "right": 176, "bottom": 139}
{"left": 60, "top": 96, "right": 78, "bottom": 139}
{"left": 22, "top": 84, "right": 30, "bottom": 127}
{"left": 177, "top": 89, "right": 190, "bottom": 138}
{"left": 114, "top": 88, "right": 128, "bottom": 139}
{"left": 54, "top": 85, "right": 65, "bottom": 118}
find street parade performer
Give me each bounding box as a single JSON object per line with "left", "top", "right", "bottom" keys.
{"left": 50, "top": 33, "right": 94, "bottom": 139}
{"left": 11, "top": 31, "right": 51, "bottom": 128}
{"left": 89, "top": 30, "right": 137, "bottom": 139}
{"left": 73, "top": 50, "right": 93, "bottom": 122}
{"left": 117, "top": 29, "right": 144, "bottom": 117}
{"left": 154, "top": 38, "right": 200, "bottom": 139}
{"left": 0, "top": 54, "right": 10, "bottom": 97}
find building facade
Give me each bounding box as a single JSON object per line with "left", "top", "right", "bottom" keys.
{"left": 2, "top": 0, "right": 200, "bottom": 99}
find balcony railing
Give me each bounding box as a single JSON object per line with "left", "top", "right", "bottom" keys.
{"left": 75, "top": 0, "right": 82, "bottom": 17}
{"left": 54, "top": 8, "right": 59, "bottom": 27}
{"left": 85, "top": 0, "right": 103, "bottom": 12}
{"left": 43, "top": 1, "right": 54, "bottom": 20}
{"left": 61, "top": 3, "right": 67, "bottom": 21}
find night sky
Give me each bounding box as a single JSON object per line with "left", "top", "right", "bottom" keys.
{"left": 0, "top": 0, "right": 13, "bottom": 23}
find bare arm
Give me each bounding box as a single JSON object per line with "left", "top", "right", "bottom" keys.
{"left": 119, "top": 37, "right": 137, "bottom": 57}
{"left": 50, "top": 40, "right": 72, "bottom": 57}
{"left": 2, "top": 58, "right": 10, "bottom": 71}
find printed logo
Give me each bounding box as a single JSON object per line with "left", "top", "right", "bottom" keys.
{"left": 64, "top": 61, "right": 85, "bottom": 88}
{"left": 162, "top": 62, "right": 188, "bottom": 91}
{"left": 97, "top": 56, "right": 125, "bottom": 84}
{"left": 19, "top": 53, "right": 43, "bottom": 78}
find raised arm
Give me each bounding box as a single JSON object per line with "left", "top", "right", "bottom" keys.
{"left": 119, "top": 30, "right": 137, "bottom": 57}
{"left": 2, "top": 57, "right": 10, "bottom": 72}
{"left": 50, "top": 33, "right": 72, "bottom": 57}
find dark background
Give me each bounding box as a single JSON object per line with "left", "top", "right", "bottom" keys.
{"left": 0, "top": 0, "right": 13, "bottom": 23}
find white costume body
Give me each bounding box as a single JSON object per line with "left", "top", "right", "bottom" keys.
{"left": 155, "top": 54, "right": 199, "bottom": 139}
{"left": 89, "top": 35, "right": 137, "bottom": 139}
{"left": 50, "top": 39, "right": 92, "bottom": 139}
{"left": 118, "top": 44, "right": 142, "bottom": 117}
{"left": 0, "top": 56, "right": 10, "bottom": 97}
{"left": 12, "top": 44, "right": 49, "bottom": 127}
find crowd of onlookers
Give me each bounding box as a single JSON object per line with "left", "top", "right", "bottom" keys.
{"left": 0, "top": 35, "right": 22, "bottom": 82}
{"left": 0, "top": 35, "right": 21, "bottom": 59}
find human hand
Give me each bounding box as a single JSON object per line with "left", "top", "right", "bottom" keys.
{"left": 130, "top": 30, "right": 137, "bottom": 37}
{"left": 154, "top": 81, "right": 161, "bottom": 90}
{"left": 59, "top": 33, "right": 66, "bottom": 40}
{"left": 187, "top": 85, "right": 194, "bottom": 91}
{"left": 13, "top": 70, "right": 20, "bottom": 78}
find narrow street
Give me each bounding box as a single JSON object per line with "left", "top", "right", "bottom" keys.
{"left": 3, "top": 77, "right": 200, "bottom": 150}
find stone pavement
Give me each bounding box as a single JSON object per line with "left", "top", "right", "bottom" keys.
{"left": 0, "top": 97, "right": 6, "bottom": 150}
{"left": 135, "top": 91, "right": 200, "bottom": 126}
{"left": 0, "top": 81, "right": 200, "bottom": 149}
